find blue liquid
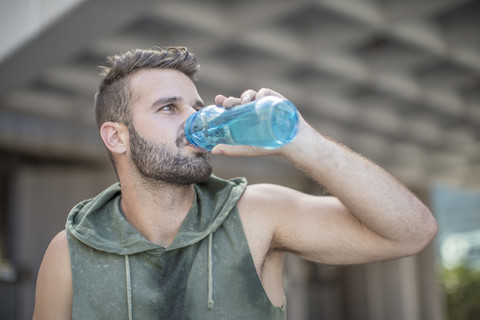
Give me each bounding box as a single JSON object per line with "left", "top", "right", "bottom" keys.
{"left": 185, "top": 96, "right": 299, "bottom": 151}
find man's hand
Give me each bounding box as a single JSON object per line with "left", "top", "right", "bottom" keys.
{"left": 214, "top": 88, "right": 285, "bottom": 107}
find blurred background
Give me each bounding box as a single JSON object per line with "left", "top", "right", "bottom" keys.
{"left": 0, "top": 0, "right": 479, "bottom": 319}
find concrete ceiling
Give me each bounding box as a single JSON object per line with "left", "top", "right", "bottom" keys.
{"left": 0, "top": 0, "right": 479, "bottom": 190}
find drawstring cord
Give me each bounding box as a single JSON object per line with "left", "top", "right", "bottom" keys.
{"left": 207, "top": 233, "right": 214, "bottom": 310}
{"left": 125, "top": 255, "right": 133, "bottom": 320}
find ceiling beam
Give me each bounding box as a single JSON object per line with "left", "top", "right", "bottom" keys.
{"left": 317, "top": 0, "right": 480, "bottom": 71}
{"left": 383, "top": 0, "right": 475, "bottom": 21}
{"left": 0, "top": 0, "right": 157, "bottom": 97}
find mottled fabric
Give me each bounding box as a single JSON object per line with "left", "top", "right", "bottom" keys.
{"left": 66, "top": 175, "right": 286, "bottom": 319}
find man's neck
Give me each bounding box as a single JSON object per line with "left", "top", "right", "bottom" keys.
{"left": 120, "top": 177, "right": 196, "bottom": 248}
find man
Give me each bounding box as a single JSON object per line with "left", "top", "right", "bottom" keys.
{"left": 33, "top": 47, "right": 437, "bottom": 319}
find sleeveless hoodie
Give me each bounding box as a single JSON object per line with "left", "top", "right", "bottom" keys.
{"left": 66, "top": 175, "right": 286, "bottom": 320}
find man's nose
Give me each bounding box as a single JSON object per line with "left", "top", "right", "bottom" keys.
{"left": 187, "top": 106, "right": 198, "bottom": 116}
{"left": 181, "top": 107, "right": 197, "bottom": 124}
{"left": 187, "top": 106, "right": 199, "bottom": 118}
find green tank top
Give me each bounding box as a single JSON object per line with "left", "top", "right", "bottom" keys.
{"left": 66, "top": 175, "right": 286, "bottom": 319}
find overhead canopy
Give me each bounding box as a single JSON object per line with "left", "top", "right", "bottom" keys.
{"left": 0, "top": 0, "right": 479, "bottom": 189}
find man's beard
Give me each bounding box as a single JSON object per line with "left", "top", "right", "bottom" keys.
{"left": 128, "top": 123, "right": 212, "bottom": 185}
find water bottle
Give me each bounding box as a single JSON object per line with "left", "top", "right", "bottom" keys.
{"left": 184, "top": 96, "right": 299, "bottom": 151}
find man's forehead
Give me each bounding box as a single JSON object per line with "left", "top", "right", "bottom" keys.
{"left": 129, "top": 68, "right": 201, "bottom": 104}
{"left": 130, "top": 68, "right": 192, "bottom": 88}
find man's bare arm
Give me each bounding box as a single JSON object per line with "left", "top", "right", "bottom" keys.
{"left": 215, "top": 89, "right": 438, "bottom": 265}
{"left": 33, "top": 230, "right": 72, "bottom": 320}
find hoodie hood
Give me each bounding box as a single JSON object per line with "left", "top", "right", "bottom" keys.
{"left": 66, "top": 175, "right": 247, "bottom": 255}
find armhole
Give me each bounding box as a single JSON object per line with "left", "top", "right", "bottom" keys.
{"left": 233, "top": 205, "right": 286, "bottom": 310}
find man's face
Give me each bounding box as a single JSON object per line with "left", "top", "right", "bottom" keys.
{"left": 126, "top": 69, "right": 212, "bottom": 185}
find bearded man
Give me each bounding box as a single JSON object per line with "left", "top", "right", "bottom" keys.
{"left": 33, "top": 47, "right": 437, "bottom": 320}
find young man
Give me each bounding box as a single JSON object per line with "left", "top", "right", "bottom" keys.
{"left": 33, "top": 47, "right": 437, "bottom": 319}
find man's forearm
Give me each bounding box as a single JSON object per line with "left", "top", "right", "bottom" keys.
{"left": 280, "top": 123, "right": 437, "bottom": 253}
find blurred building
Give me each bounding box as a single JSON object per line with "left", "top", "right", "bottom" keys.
{"left": 1, "top": 0, "right": 479, "bottom": 319}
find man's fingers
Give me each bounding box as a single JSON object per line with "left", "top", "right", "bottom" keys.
{"left": 256, "top": 88, "right": 285, "bottom": 100}
{"left": 223, "top": 96, "right": 242, "bottom": 108}
{"left": 214, "top": 94, "right": 227, "bottom": 105}
{"left": 215, "top": 88, "right": 285, "bottom": 108}
{"left": 211, "top": 144, "right": 274, "bottom": 157}
{"left": 215, "top": 94, "right": 241, "bottom": 107}
{"left": 240, "top": 90, "right": 257, "bottom": 104}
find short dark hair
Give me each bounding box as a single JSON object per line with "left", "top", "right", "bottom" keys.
{"left": 94, "top": 46, "right": 200, "bottom": 128}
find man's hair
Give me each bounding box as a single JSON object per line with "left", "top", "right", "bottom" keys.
{"left": 94, "top": 46, "right": 200, "bottom": 129}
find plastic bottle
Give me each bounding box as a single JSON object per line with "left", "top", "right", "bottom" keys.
{"left": 184, "top": 96, "right": 299, "bottom": 151}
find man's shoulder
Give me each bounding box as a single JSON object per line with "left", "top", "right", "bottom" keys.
{"left": 240, "top": 183, "right": 305, "bottom": 205}
{"left": 44, "top": 230, "right": 70, "bottom": 266}
{"left": 236, "top": 183, "right": 302, "bottom": 228}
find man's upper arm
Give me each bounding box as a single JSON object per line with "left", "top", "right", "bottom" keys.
{"left": 33, "top": 230, "right": 73, "bottom": 320}
{"left": 245, "top": 184, "right": 399, "bottom": 265}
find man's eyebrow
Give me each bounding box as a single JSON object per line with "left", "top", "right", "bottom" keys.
{"left": 151, "top": 96, "right": 181, "bottom": 107}
{"left": 151, "top": 97, "right": 204, "bottom": 110}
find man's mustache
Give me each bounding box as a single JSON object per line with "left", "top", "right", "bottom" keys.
{"left": 176, "top": 133, "right": 187, "bottom": 147}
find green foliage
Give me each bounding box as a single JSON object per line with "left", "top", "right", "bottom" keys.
{"left": 440, "top": 265, "right": 480, "bottom": 320}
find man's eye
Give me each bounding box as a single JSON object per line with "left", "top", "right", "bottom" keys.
{"left": 160, "top": 104, "right": 175, "bottom": 112}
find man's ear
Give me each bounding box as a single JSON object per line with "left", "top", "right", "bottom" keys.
{"left": 99, "top": 122, "right": 128, "bottom": 155}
